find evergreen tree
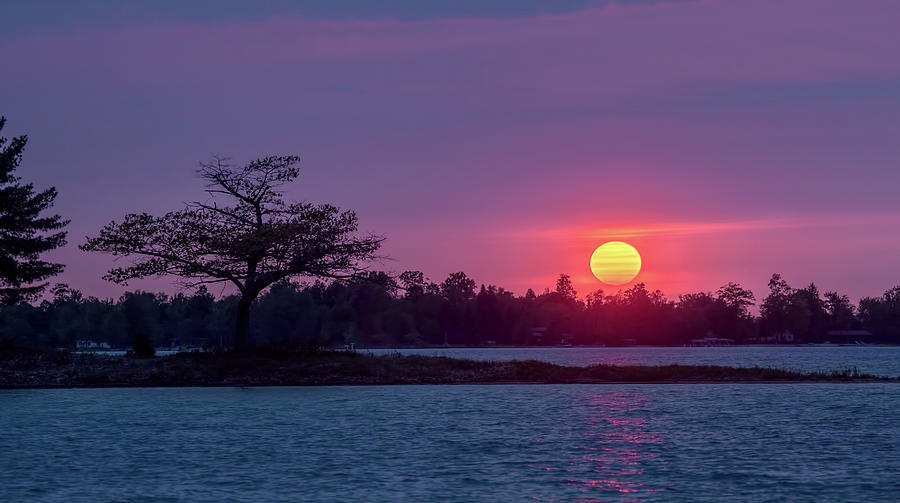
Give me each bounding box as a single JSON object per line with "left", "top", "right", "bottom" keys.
{"left": 555, "top": 273, "right": 577, "bottom": 301}
{"left": 0, "top": 117, "right": 68, "bottom": 304}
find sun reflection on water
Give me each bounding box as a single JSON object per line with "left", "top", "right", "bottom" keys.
{"left": 553, "top": 391, "right": 671, "bottom": 497}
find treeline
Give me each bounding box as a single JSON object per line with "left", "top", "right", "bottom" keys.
{"left": 4, "top": 117, "right": 897, "bottom": 350}
{"left": 3, "top": 271, "right": 900, "bottom": 349}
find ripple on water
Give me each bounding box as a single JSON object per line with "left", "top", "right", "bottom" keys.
{"left": 1, "top": 384, "right": 899, "bottom": 502}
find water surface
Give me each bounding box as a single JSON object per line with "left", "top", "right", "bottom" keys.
{"left": 368, "top": 345, "right": 900, "bottom": 377}
{"left": 2, "top": 384, "right": 898, "bottom": 502}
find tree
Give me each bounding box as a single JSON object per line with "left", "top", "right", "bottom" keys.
{"left": 81, "top": 155, "right": 382, "bottom": 348}
{"left": 399, "top": 270, "right": 427, "bottom": 299}
{"left": 714, "top": 282, "right": 756, "bottom": 341}
{"left": 440, "top": 272, "right": 476, "bottom": 304}
{"left": 858, "top": 286, "right": 900, "bottom": 342}
{"left": 791, "top": 283, "right": 826, "bottom": 340}
{"left": 760, "top": 273, "right": 792, "bottom": 337}
{"left": 351, "top": 270, "right": 398, "bottom": 297}
{"left": 823, "top": 291, "right": 854, "bottom": 330}
{"left": 439, "top": 272, "right": 476, "bottom": 344}
{"left": 555, "top": 273, "right": 577, "bottom": 301}
{"left": 676, "top": 292, "right": 717, "bottom": 339}
{"left": 0, "top": 117, "right": 68, "bottom": 304}
{"left": 585, "top": 288, "right": 604, "bottom": 309}
{"left": 715, "top": 282, "right": 755, "bottom": 319}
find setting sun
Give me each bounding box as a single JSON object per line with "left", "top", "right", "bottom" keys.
{"left": 590, "top": 241, "right": 642, "bottom": 285}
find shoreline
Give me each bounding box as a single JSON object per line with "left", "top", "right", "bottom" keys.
{"left": 1, "top": 379, "right": 895, "bottom": 391}
{"left": 360, "top": 344, "right": 899, "bottom": 350}
{"left": 2, "top": 348, "right": 896, "bottom": 389}
{"left": 71, "top": 343, "right": 900, "bottom": 357}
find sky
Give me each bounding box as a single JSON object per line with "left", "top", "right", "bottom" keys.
{"left": 2, "top": 0, "right": 900, "bottom": 303}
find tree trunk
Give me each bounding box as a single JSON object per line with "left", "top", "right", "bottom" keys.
{"left": 235, "top": 294, "right": 254, "bottom": 349}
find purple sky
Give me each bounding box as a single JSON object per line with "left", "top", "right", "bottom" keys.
{"left": 2, "top": 0, "right": 900, "bottom": 302}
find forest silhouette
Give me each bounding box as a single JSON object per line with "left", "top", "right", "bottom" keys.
{"left": 1, "top": 116, "right": 900, "bottom": 351}
{"left": 3, "top": 271, "right": 900, "bottom": 350}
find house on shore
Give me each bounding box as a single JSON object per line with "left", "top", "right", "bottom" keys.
{"left": 825, "top": 330, "right": 872, "bottom": 344}
{"left": 76, "top": 340, "right": 111, "bottom": 350}
{"left": 689, "top": 337, "right": 734, "bottom": 347}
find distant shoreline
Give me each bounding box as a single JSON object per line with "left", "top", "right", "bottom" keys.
{"left": 359, "top": 343, "right": 900, "bottom": 349}
{"left": 2, "top": 349, "right": 895, "bottom": 389}
{"left": 70, "top": 343, "right": 900, "bottom": 357}
{"left": 2, "top": 378, "right": 894, "bottom": 391}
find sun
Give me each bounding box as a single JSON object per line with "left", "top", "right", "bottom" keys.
{"left": 590, "top": 241, "right": 642, "bottom": 285}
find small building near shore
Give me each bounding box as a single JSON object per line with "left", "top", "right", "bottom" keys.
{"left": 825, "top": 329, "right": 872, "bottom": 344}
{"left": 752, "top": 330, "right": 795, "bottom": 344}
{"left": 689, "top": 337, "right": 734, "bottom": 347}
{"left": 76, "top": 340, "right": 110, "bottom": 350}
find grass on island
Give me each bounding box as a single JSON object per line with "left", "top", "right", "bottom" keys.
{"left": 0, "top": 347, "right": 893, "bottom": 388}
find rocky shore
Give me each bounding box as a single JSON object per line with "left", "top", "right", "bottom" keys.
{"left": 0, "top": 348, "right": 893, "bottom": 388}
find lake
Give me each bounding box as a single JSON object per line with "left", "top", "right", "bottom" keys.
{"left": 368, "top": 345, "right": 900, "bottom": 377}
{"left": 2, "top": 384, "right": 898, "bottom": 502}
{"left": 4, "top": 346, "right": 900, "bottom": 501}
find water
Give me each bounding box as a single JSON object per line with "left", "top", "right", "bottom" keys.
{"left": 74, "top": 350, "right": 184, "bottom": 357}
{"left": 368, "top": 345, "right": 900, "bottom": 377}
{"left": 80, "top": 345, "right": 900, "bottom": 376}
{"left": 2, "top": 384, "right": 899, "bottom": 502}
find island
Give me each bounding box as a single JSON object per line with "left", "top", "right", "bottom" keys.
{"left": 0, "top": 348, "right": 892, "bottom": 388}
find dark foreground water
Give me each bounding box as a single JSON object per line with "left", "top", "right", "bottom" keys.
{"left": 2, "top": 384, "right": 899, "bottom": 502}
{"left": 368, "top": 345, "right": 900, "bottom": 377}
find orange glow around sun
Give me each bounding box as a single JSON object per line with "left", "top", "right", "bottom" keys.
{"left": 590, "top": 241, "right": 642, "bottom": 285}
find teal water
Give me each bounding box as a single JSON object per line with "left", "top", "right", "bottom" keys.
{"left": 2, "top": 384, "right": 898, "bottom": 502}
